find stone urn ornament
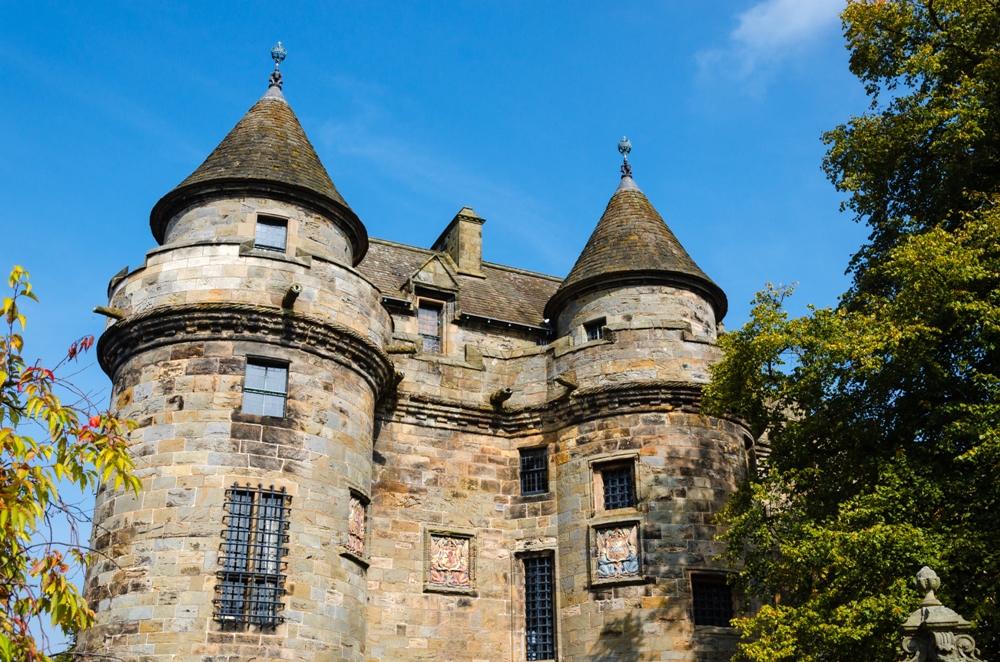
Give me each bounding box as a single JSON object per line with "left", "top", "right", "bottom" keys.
{"left": 899, "top": 567, "right": 984, "bottom": 661}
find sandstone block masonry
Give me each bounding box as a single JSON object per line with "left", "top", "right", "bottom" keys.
{"left": 82, "top": 67, "right": 753, "bottom": 662}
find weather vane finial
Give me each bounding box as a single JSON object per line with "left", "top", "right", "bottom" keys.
{"left": 269, "top": 41, "right": 287, "bottom": 90}
{"left": 618, "top": 136, "right": 632, "bottom": 179}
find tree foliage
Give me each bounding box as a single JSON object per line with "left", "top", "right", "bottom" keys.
{"left": 0, "top": 266, "right": 139, "bottom": 662}
{"left": 703, "top": 1, "right": 1000, "bottom": 660}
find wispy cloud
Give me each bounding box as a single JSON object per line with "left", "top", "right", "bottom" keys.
{"left": 317, "top": 77, "right": 576, "bottom": 273}
{"left": 700, "top": 0, "right": 844, "bottom": 80}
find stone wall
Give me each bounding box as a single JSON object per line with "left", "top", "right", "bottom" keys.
{"left": 90, "top": 201, "right": 748, "bottom": 662}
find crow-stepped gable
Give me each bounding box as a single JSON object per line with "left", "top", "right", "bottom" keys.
{"left": 82, "top": 51, "right": 753, "bottom": 662}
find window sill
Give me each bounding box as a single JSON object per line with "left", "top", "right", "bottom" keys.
{"left": 693, "top": 625, "right": 739, "bottom": 635}
{"left": 239, "top": 241, "right": 313, "bottom": 268}
{"left": 590, "top": 506, "right": 642, "bottom": 521}
{"left": 232, "top": 411, "right": 296, "bottom": 429}
{"left": 339, "top": 548, "right": 370, "bottom": 570}
{"left": 513, "top": 491, "right": 552, "bottom": 504}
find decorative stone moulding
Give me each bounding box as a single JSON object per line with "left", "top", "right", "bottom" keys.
{"left": 898, "top": 567, "right": 985, "bottom": 662}
{"left": 382, "top": 380, "right": 706, "bottom": 437}
{"left": 423, "top": 528, "right": 476, "bottom": 595}
{"left": 96, "top": 302, "right": 394, "bottom": 395}
{"left": 590, "top": 520, "right": 643, "bottom": 587}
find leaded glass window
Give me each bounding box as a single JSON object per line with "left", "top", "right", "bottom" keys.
{"left": 242, "top": 361, "right": 287, "bottom": 418}
{"left": 602, "top": 464, "right": 635, "bottom": 510}
{"left": 584, "top": 318, "right": 605, "bottom": 342}
{"left": 418, "top": 301, "right": 443, "bottom": 353}
{"left": 692, "top": 577, "right": 734, "bottom": 627}
{"left": 214, "top": 485, "right": 291, "bottom": 628}
{"left": 524, "top": 555, "right": 555, "bottom": 660}
{"left": 520, "top": 448, "right": 548, "bottom": 495}
{"left": 254, "top": 216, "right": 287, "bottom": 252}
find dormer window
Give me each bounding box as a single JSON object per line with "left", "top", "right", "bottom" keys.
{"left": 255, "top": 216, "right": 287, "bottom": 252}
{"left": 584, "top": 318, "right": 606, "bottom": 342}
{"left": 418, "top": 300, "right": 443, "bottom": 353}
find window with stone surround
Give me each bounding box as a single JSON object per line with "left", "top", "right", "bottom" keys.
{"left": 254, "top": 215, "right": 288, "bottom": 252}
{"left": 417, "top": 300, "right": 444, "bottom": 353}
{"left": 691, "top": 575, "right": 734, "bottom": 627}
{"left": 241, "top": 360, "right": 288, "bottom": 418}
{"left": 594, "top": 461, "right": 636, "bottom": 511}
{"left": 519, "top": 447, "right": 549, "bottom": 495}
{"left": 214, "top": 484, "right": 291, "bottom": 629}
{"left": 524, "top": 554, "right": 556, "bottom": 660}
{"left": 584, "top": 317, "right": 606, "bottom": 342}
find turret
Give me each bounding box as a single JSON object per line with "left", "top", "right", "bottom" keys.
{"left": 545, "top": 140, "right": 747, "bottom": 661}
{"left": 82, "top": 45, "right": 390, "bottom": 662}
{"left": 546, "top": 137, "right": 726, "bottom": 349}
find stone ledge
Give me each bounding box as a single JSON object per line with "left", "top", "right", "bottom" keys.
{"left": 378, "top": 380, "right": 711, "bottom": 436}
{"left": 98, "top": 302, "right": 394, "bottom": 396}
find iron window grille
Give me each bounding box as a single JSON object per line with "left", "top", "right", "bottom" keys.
{"left": 214, "top": 484, "right": 291, "bottom": 629}
{"left": 584, "top": 318, "right": 605, "bottom": 342}
{"left": 418, "top": 302, "right": 443, "bottom": 353}
{"left": 254, "top": 216, "right": 287, "bottom": 252}
{"left": 602, "top": 464, "right": 636, "bottom": 510}
{"left": 691, "top": 577, "right": 734, "bottom": 627}
{"left": 520, "top": 448, "right": 549, "bottom": 495}
{"left": 242, "top": 361, "right": 288, "bottom": 418}
{"left": 524, "top": 555, "right": 556, "bottom": 661}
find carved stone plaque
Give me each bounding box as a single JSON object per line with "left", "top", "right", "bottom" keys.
{"left": 596, "top": 524, "right": 640, "bottom": 580}
{"left": 346, "top": 496, "right": 366, "bottom": 557}
{"left": 428, "top": 535, "right": 471, "bottom": 589}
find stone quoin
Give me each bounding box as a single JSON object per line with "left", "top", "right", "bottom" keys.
{"left": 80, "top": 47, "right": 756, "bottom": 662}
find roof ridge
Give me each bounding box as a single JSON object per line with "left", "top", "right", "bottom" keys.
{"left": 481, "top": 261, "right": 563, "bottom": 282}
{"left": 368, "top": 237, "right": 564, "bottom": 282}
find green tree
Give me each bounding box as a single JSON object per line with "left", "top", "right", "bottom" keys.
{"left": 703, "top": 1, "right": 1000, "bottom": 660}
{"left": 0, "top": 266, "right": 139, "bottom": 662}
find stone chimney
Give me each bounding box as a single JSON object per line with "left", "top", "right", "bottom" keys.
{"left": 432, "top": 207, "right": 486, "bottom": 277}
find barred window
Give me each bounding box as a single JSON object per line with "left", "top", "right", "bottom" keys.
{"left": 692, "top": 577, "right": 734, "bottom": 627}
{"left": 418, "top": 301, "right": 443, "bottom": 353}
{"left": 520, "top": 448, "right": 548, "bottom": 495}
{"left": 524, "top": 555, "right": 555, "bottom": 661}
{"left": 601, "top": 464, "right": 635, "bottom": 511}
{"left": 215, "top": 484, "right": 291, "bottom": 628}
{"left": 584, "top": 318, "right": 605, "bottom": 342}
{"left": 242, "top": 361, "right": 287, "bottom": 418}
{"left": 254, "top": 216, "right": 287, "bottom": 252}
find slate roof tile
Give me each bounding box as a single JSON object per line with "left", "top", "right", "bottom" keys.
{"left": 178, "top": 95, "right": 348, "bottom": 208}
{"left": 358, "top": 239, "right": 561, "bottom": 329}
{"left": 544, "top": 176, "right": 727, "bottom": 321}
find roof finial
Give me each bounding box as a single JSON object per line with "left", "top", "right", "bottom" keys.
{"left": 269, "top": 41, "right": 287, "bottom": 90}
{"left": 618, "top": 136, "right": 632, "bottom": 179}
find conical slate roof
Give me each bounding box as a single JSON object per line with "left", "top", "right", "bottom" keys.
{"left": 149, "top": 86, "right": 367, "bottom": 263}
{"left": 544, "top": 174, "right": 727, "bottom": 321}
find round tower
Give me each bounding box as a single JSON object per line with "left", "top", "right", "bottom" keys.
{"left": 544, "top": 142, "right": 749, "bottom": 661}
{"left": 81, "top": 50, "right": 391, "bottom": 662}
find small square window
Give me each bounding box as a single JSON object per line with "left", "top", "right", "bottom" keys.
{"left": 595, "top": 463, "right": 635, "bottom": 511}
{"left": 242, "top": 361, "right": 288, "bottom": 418}
{"left": 418, "top": 301, "right": 443, "bottom": 353}
{"left": 584, "top": 318, "right": 606, "bottom": 342}
{"left": 519, "top": 448, "right": 548, "bottom": 495}
{"left": 692, "top": 576, "right": 734, "bottom": 627}
{"left": 255, "top": 216, "right": 287, "bottom": 252}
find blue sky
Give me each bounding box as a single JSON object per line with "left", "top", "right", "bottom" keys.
{"left": 3, "top": 0, "right": 867, "bottom": 649}
{"left": 4, "top": 0, "right": 869, "bottom": 375}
